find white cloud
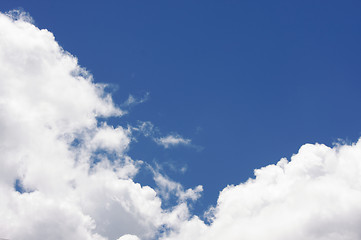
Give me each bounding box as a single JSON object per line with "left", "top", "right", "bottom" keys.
{"left": 3, "top": 9, "right": 361, "bottom": 240}
{"left": 134, "top": 121, "right": 155, "bottom": 137}
{"left": 90, "top": 123, "right": 131, "bottom": 154}
{"left": 133, "top": 122, "right": 193, "bottom": 149}
{"left": 0, "top": 11, "right": 192, "bottom": 240}
{"left": 155, "top": 135, "right": 191, "bottom": 148}
{"left": 117, "top": 235, "right": 140, "bottom": 240}
{"left": 162, "top": 140, "right": 361, "bottom": 240}
{"left": 122, "top": 93, "right": 149, "bottom": 108}
{"left": 152, "top": 169, "right": 203, "bottom": 202}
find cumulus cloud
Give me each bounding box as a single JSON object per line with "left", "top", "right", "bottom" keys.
{"left": 3, "top": 9, "right": 361, "bottom": 240}
{"left": 90, "top": 123, "right": 131, "bottom": 154}
{"left": 0, "top": 11, "right": 190, "bottom": 240}
{"left": 117, "top": 235, "right": 141, "bottom": 240}
{"left": 162, "top": 140, "right": 361, "bottom": 240}
{"left": 155, "top": 135, "right": 191, "bottom": 148}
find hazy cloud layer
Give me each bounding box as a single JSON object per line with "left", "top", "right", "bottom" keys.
{"left": 2, "top": 10, "right": 361, "bottom": 240}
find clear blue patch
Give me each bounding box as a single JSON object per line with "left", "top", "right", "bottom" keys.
{"left": 14, "top": 179, "right": 26, "bottom": 194}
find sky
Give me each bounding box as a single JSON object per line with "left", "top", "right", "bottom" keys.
{"left": 1, "top": 1, "right": 361, "bottom": 240}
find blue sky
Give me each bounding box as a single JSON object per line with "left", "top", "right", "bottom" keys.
{"left": 1, "top": 1, "right": 361, "bottom": 236}
{"left": 3, "top": 0, "right": 361, "bottom": 214}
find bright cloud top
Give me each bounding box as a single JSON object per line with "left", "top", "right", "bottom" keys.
{"left": 1, "top": 10, "right": 361, "bottom": 240}
{"left": 165, "top": 141, "right": 361, "bottom": 240}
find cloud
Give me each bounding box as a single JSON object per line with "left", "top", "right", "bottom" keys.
{"left": 133, "top": 122, "right": 194, "bottom": 149}
{"left": 3, "top": 9, "right": 361, "bottom": 240}
{"left": 0, "top": 11, "right": 191, "bottom": 240}
{"left": 155, "top": 135, "right": 191, "bottom": 148}
{"left": 90, "top": 123, "right": 131, "bottom": 154}
{"left": 134, "top": 121, "right": 155, "bottom": 137}
{"left": 117, "top": 235, "right": 140, "bottom": 240}
{"left": 150, "top": 167, "right": 203, "bottom": 202}
{"left": 162, "top": 140, "right": 361, "bottom": 240}
{"left": 122, "top": 93, "right": 150, "bottom": 108}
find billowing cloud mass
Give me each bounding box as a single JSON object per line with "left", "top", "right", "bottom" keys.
{"left": 0, "top": 10, "right": 194, "bottom": 240}
{"left": 1, "top": 10, "right": 361, "bottom": 240}
{"left": 165, "top": 142, "right": 361, "bottom": 240}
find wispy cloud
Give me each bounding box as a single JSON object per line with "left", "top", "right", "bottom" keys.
{"left": 134, "top": 121, "right": 155, "bottom": 137}
{"left": 122, "top": 92, "right": 150, "bottom": 108}
{"left": 134, "top": 121, "right": 195, "bottom": 149}
{"left": 155, "top": 135, "right": 191, "bottom": 148}
{"left": 148, "top": 164, "right": 203, "bottom": 202}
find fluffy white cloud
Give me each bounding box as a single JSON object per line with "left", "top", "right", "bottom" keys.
{"left": 90, "top": 123, "right": 131, "bottom": 154}
{"left": 0, "top": 11, "right": 188, "bottom": 240}
{"left": 2, "top": 9, "right": 361, "bottom": 240}
{"left": 155, "top": 135, "right": 191, "bottom": 148}
{"left": 163, "top": 141, "right": 361, "bottom": 240}
{"left": 117, "top": 235, "right": 141, "bottom": 240}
